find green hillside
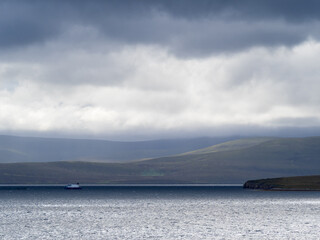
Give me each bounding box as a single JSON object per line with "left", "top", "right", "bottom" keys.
{"left": 180, "top": 137, "right": 275, "bottom": 155}
{"left": 0, "top": 137, "right": 320, "bottom": 184}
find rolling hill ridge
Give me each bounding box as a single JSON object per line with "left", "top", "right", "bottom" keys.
{"left": 0, "top": 136, "right": 320, "bottom": 184}
{"left": 0, "top": 135, "right": 236, "bottom": 163}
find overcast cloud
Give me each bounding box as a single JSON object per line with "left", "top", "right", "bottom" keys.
{"left": 1, "top": 0, "right": 320, "bottom": 140}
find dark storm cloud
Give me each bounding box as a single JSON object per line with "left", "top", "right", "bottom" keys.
{"left": 157, "top": 0, "right": 320, "bottom": 21}
{"left": 1, "top": 0, "right": 320, "bottom": 56}
{"left": 0, "top": 1, "right": 60, "bottom": 48}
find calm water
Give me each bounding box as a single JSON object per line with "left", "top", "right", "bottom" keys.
{"left": 1, "top": 185, "right": 320, "bottom": 239}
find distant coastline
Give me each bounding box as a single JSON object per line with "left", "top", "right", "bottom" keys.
{"left": 0, "top": 184, "right": 243, "bottom": 191}
{"left": 2, "top": 136, "right": 320, "bottom": 184}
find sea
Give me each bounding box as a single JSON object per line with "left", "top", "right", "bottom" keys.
{"left": 1, "top": 185, "right": 320, "bottom": 240}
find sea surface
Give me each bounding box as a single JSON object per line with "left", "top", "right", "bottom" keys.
{"left": 1, "top": 185, "right": 320, "bottom": 239}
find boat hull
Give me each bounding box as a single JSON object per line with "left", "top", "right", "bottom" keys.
{"left": 64, "top": 184, "right": 81, "bottom": 190}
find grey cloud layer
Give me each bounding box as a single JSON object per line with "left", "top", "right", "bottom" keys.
{"left": 2, "top": 40, "right": 320, "bottom": 139}
{"left": 1, "top": 0, "right": 320, "bottom": 56}
{"left": 2, "top": 1, "right": 320, "bottom": 139}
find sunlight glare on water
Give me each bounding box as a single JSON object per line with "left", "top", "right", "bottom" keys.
{"left": 0, "top": 186, "right": 320, "bottom": 239}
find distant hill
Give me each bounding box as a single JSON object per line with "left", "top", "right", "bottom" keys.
{"left": 1, "top": 136, "right": 320, "bottom": 184}
{"left": 0, "top": 135, "right": 236, "bottom": 163}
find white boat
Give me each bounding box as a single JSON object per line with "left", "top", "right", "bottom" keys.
{"left": 65, "top": 183, "right": 81, "bottom": 189}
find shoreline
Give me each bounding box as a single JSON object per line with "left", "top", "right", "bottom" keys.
{"left": 243, "top": 175, "right": 320, "bottom": 191}
{"left": 0, "top": 183, "right": 242, "bottom": 187}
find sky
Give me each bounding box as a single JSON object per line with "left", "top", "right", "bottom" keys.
{"left": 1, "top": 0, "right": 320, "bottom": 140}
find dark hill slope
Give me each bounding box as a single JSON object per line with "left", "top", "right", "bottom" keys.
{"left": 127, "top": 137, "right": 320, "bottom": 182}
{"left": 0, "top": 137, "right": 320, "bottom": 184}
{"left": 0, "top": 135, "right": 236, "bottom": 163}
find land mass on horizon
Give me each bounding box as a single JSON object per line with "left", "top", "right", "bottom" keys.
{"left": 244, "top": 175, "right": 320, "bottom": 190}
{"left": 0, "top": 136, "right": 320, "bottom": 184}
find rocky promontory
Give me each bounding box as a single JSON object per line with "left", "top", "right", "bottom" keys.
{"left": 244, "top": 175, "right": 320, "bottom": 190}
